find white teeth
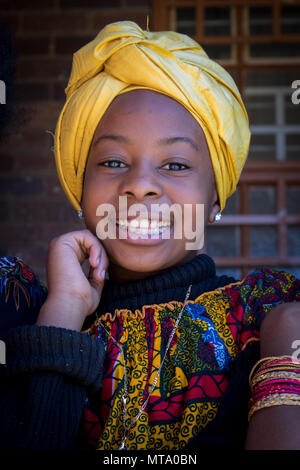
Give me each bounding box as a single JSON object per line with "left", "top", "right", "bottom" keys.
{"left": 118, "top": 218, "right": 171, "bottom": 230}
{"left": 129, "top": 219, "right": 139, "bottom": 229}
{"left": 140, "top": 219, "right": 149, "bottom": 229}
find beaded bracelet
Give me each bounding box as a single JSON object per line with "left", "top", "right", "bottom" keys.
{"left": 249, "top": 356, "right": 300, "bottom": 387}
{"left": 248, "top": 393, "right": 300, "bottom": 421}
{"left": 248, "top": 356, "right": 300, "bottom": 421}
{"left": 250, "top": 370, "right": 300, "bottom": 388}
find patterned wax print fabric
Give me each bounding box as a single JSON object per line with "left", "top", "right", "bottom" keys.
{"left": 0, "top": 257, "right": 47, "bottom": 339}
{"left": 82, "top": 268, "right": 300, "bottom": 450}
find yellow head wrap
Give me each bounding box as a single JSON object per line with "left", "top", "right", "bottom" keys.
{"left": 54, "top": 21, "right": 250, "bottom": 212}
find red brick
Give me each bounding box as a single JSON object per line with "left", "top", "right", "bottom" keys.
{"left": 16, "top": 82, "right": 52, "bottom": 102}
{"left": 0, "top": 175, "right": 43, "bottom": 196}
{"left": 14, "top": 153, "right": 55, "bottom": 172}
{"left": 0, "top": 128, "right": 51, "bottom": 156}
{"left": 13, "top": 199, "right": 79, "bottom": 223}
{"left": 44, "top": 174, "right": 64, "bottom": 197}
{"left": 40, "top": 221, "right": 83, "bottom": 240}
{"left": 53, "top": 82, "right": 67, "bottom": 102}
{"left": 16, "top": 108, "right": 61, "bottom": 136}
{"left": 54, "top": 35, "right": 93, "bottom": 55}
{"left": 124, "top": 0, "right": 151, "bottom": 6}
{"left": 18, "top": 102, "right": 63, "bottom": 129}
{"left": 1, "top": 0, "right": 55, "bottom": 10}
{"left": 14, "top": 127, "right": 52, "bottom": 148}
{"left": 92, "top": 12, "right": 149, "bottom": 31}
{"left": 0, "top": 15, "right": 20, "bottom": 34}
{"left": 0, "top": 222, "right": 42, "bottom": 247}
{"left": 17, "top": 57, "right": 71, "bottom": 81}
{"left": 22, "top": 12, "right": 89, "bottom": 33}
{"left": 0, "top": 153, "right": 14, "bottom": 172}
{"left": 60, "top": 0, "right": 121, "bottom": 7}
{"left": 0, "top": 198, "right": 12, "bottom": 220}
{"left": 15, "top": 37, "right": 51, "bottom": 56}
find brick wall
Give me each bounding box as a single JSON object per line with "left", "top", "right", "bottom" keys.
{"left": 0, "top": 0, "right": 151, "bottom": 283}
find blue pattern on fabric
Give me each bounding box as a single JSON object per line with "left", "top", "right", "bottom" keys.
{"left": 185, "top": 303, "right": 206, "bottom": 320}
{"left": 185, "top": 303, "right": 231, "bottom": 370}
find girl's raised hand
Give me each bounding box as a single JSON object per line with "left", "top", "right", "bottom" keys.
{"left": 36, "top": 229, "right": 109, "bottom": 331}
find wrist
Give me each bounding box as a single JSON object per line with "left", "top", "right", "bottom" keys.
{"left": 36, "top": 293, "right": 88, "bottom": 331}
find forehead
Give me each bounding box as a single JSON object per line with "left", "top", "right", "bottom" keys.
{"left": 92, "top": 89, "right": 206, "bottom": 141}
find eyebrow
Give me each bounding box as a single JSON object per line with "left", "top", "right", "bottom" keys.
{"left": 157, "top": 136, "right": 200, "bottom": 152}
{"left": 93, "top": 134, "right": 200, "bottom": 152}
{"left": 93, "top": 134, "right": 128, "bottom": 147}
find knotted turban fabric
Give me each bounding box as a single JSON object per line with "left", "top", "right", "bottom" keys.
{"left": 54, "top": 21, "right": 251, "bottom": 212}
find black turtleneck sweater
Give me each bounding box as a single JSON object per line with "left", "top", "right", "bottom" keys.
{"left": 0, "top": 254, "right": 259, "bottom": 450}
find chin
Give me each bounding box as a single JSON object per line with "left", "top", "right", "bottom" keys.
{"left": 105, "top": 240, "right": 193, "bottom": 278}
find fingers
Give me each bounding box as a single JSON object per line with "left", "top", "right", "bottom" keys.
{"left": 73, "top": 229, "right": 109, "bottom": 285}
{"left": 71, "top": 229, "right": 108, "bottom": 268}
{"left": 90, "top": 249, "right": 109, "bottom": 285}
{"left": 49, "top": 229, "right": 109, "bottom": 291}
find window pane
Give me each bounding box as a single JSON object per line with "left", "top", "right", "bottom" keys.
{"left": 287, "top": 226, "right": 300, "bottom": 256}
{"left": 286, "top": 134, "right": 300, "bottom": 161}
{"left": 286, "top": 186, "right": 300, "bottom": 214}
{"left": 273, "top": 266, "right": 300, "bottom": 278}
{"left": 204, "top": 7, "right": 231, "bottom": 36}
{"left": 203, "top": 44, "right": 232, "bottom": 60}
{"left": 246, "top": 69, "right": 300, "bottom": 87}
{"left": 215, "top": 267, "right": 241, "bottom": 280}
{"left": 245, "top": 95, "right": 276, "bottom": 125}
{"left": 249, "top": 42, "right": 300, "bottom": 58}
{"left": 206, "top": 226, "right": 240, "bottom": 256}
{"left": 249, "top": 6, "right": 273, "bottom": 35}
{"left": 176, "top": 7, "right": 196, "bottom": 36}
{"left": 250, "top": 226, "right": 277, "bottom": 256}
{"left": 249, "top": 186, "right": 276, "bottom": 214}
{"left": 281, "top": 6, "right": 300, "bottom": 34}
{"left": 222, "top": 189, "right": 239, "bottom": 215}
{"left": 285, "top": 94, "right": 300, "bottom": 125}
{"left": 248, "top": 134, "right": 276, "bottom": 161}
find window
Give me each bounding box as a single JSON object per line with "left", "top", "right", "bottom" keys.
{"left": 153, "top": 0, "right": 300, "bottom": 279}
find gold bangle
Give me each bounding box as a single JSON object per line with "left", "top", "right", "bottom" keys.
{"left": 249, "top": 356, "right": 300, "bottom": 386}
{"left": 250, "top": 371, "right": 300, "bottom": 389}
{"left": 248, "top": 393, "right": 300, "bottom": 421}
{"left": 250, "top": 365, "right": 300, "bottom": 388}
{"left": 241, "top": 337, "right": 260, "bottom": 351}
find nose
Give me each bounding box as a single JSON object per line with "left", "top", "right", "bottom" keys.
{"left": 119, "top": 161, "right": 162, "bottom": 201}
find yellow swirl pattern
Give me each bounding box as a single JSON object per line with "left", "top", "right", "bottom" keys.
{"left": 87, "top": 293, "right": 237, "bottom": 450}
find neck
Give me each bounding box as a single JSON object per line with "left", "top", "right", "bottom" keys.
{"left": 107, "top": 251, "right": 202, "bottom": 283}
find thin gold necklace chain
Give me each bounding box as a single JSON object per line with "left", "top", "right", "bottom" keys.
{"left": 99, "top": 284, "right": 193, "bottom": 450}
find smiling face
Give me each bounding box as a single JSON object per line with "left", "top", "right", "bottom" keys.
{"left": 81, "top": 89, "right": 220, "bottom": 282}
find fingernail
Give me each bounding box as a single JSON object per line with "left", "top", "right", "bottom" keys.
{"left": 101, "top": 269, "right": 106, "bottom": 279}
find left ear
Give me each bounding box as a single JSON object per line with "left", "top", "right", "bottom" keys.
{"left": 208, "top": 188, "right": 221, "bottom": 224}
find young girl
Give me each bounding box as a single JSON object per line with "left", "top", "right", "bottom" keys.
{"left": 0, "top": 21, "right": 299, "bottom": 451}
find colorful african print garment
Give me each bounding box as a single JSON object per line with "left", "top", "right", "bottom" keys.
{"left": 0, "top": 257, "right": 46, "bottom": 307}
{"left": 82, "top": 268, "right": 300, "bottom": 450}
{"left": 0, "top": 256, "right": 47, "bottom": 338}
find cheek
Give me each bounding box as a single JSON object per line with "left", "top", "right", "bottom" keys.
{"left": 171, "top": 179, "right": 213, "bottom": 229}
{"left": 82, "top": 170, "right": 103, "bottom": 208}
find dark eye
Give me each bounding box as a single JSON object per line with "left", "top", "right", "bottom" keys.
{"left": 100, "top": 160, "right": 126, "bottom": 168}
{"left": 163, "top": 162, "right": 189, "bottom": 171}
